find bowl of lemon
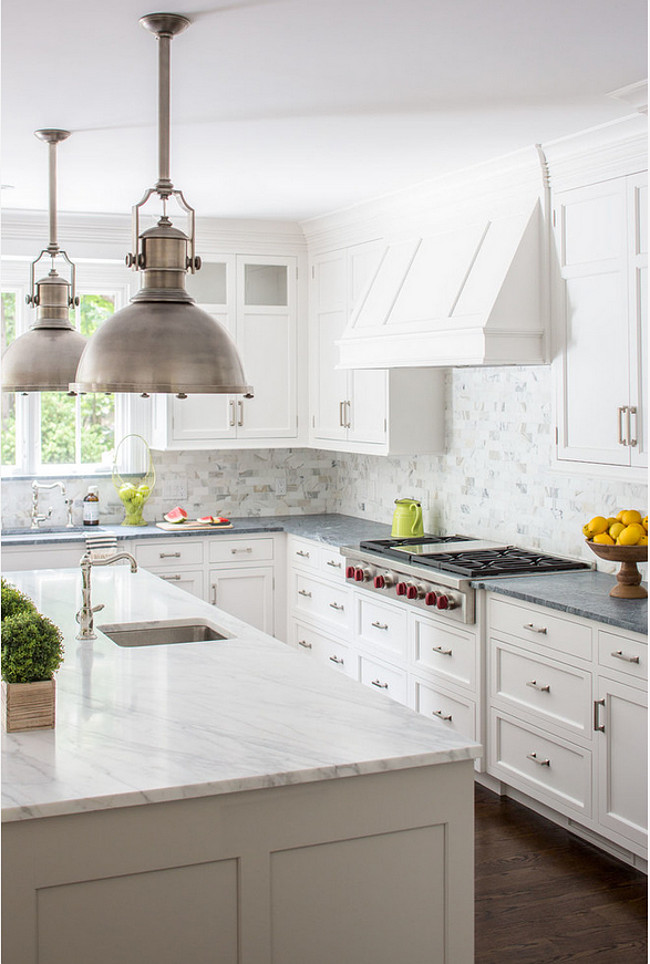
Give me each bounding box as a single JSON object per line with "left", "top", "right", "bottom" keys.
{"left": 583, "top": 509, "right": 647, "bottom": 599}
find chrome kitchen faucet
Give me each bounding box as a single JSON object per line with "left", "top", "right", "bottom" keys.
{"left": 31, "top": 480, "right": 69, "bottom": 528}
{"left": 76, "top": 551, "right": 138, "bottom": 640}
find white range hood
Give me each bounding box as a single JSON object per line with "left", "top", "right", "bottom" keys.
{"left": 336, "top": 199, "right": 547, "bottom": 370}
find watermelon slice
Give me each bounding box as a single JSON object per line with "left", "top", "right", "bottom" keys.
{"left": 164, "top": 506, "right": 188, "bottom": 524}
{"left": 197, "top": 515, "right": 230, "bottom": 525}
{"left": 197, "top": 515, "right": 215, "bottom": 524}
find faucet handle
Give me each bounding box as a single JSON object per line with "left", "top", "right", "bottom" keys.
{"left": 92, "top": 604, "right": 105, "bottom": 614}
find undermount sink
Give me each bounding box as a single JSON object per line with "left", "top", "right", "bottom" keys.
{"left": 2, "top": 526, "right": 102, "bottom": 536}
{"left": 98, "top": 618, "right": 232, "bottom": 647}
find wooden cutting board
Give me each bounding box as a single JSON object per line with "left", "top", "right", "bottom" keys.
{"left": 156, "top": 522, "right": 234, "bottom": 531}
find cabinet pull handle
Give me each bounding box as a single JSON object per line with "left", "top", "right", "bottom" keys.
{"left": 237, "top": 399, "right": 244, "bottom": 427}
{"left": 231, "top": 547, "right": 252, "bottom": 554}
{"left": 345, "top": 400, "right": 352, "bottom": 428}
{"left": 326, "top": 560, "right": 341, "bottom": 568}
{"left": 329, "top": 601, "right": 344, "bottom": 611}
{"left": 296, "top": 550, "right": 310, "bottom": 558}
{"left": 298, "top": 639, "right": 312, "bottom": 649}
{"left": 594, "top": 698, "right": 606, "bottom": 732}
{"left": 611, "top": 649, "right": 640, "bottom": 664}
{"left": 329, "top": 655, "right": 344, "bottom": 665}
{"left": 628, "top": 406, "right": 638, "bottom": 447}
{"left": 618, "top": 405, "right": 628, "bottom": 445}
{"left": 371, "top": 679, "right": 389, "bottom": 689}
{"left": 526, "top": 752, "right": 550, "bottom": 767}
{"left": 211, "top": 583, "right": 217, "bottom": 605}
{"left": 526, "top": 680, "right": 551, "bottom": 692}
{"left": 161, "top": 574, "right": 182, "bottom": 581}
{"left": 523, "top": 623, "right": 547, "bottom": 634}
{"left": 298, "top": 589, "right": 312, "bottom": 598}
{"left": 371, "top": 620, "right": 389, "bottom": 630}
{"left": 432, "top": 709, "right": 453, "bottom": 721}
{"left": 229, "top": 399, "right": 236, "bottom": 427}
{"left": 160, "top": 551, "right": 181, "bottom": 559}
{"left": 339, "top": 401, "right": 345, "bottom": 427}
{"left": 432, "top": 645, "right": 453, "bottom": 656}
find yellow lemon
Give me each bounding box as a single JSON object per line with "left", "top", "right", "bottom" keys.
{"left": 582, "top": 523, "right": 592, "bottom": 538}
{"left": 592, "top": 532, "right": 615, "bottom": 545}
{"left": 608, "top": 522, "right": 625, "bottom": 540}
{"left": 643, "top": 516, "right": 648, "bottom": 531}
{"left": 621, "top": 509, "right": 643, "bottom": 526}
{"left": 616, "top": 523, "right": 646, "bottom": 546}
{"left": 640, "top": 535, "right": 649, "bottom": 546}
{"left": 586, "top": 516, "right": 609, "bottom": 536}
{"left": 606, "top": 517, "right": 618, "bottom": 528}
{"left": 616, "top": 509, "right": 627, "bottom": 521}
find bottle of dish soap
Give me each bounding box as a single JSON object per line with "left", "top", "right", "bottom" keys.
{"left": 83, "top": 486, "right": 100, "bottom": 526}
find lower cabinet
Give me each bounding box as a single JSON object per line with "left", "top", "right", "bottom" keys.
{"left": 486, "top": 593, "right": 648, "bottom": 860}
{"left": 2, "top": 542, "right": 88, "bottom": 571}
{"left": 208, "top": 566, "right": 274, "bottom": 635}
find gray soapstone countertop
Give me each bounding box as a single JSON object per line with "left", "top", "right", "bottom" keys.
{"left": 1, "top": 513, "right": 394, "bottom": 548}
{"left": 473, "top": 570, "right": 648, "bottom": 636}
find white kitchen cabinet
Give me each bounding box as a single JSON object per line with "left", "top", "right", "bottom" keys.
{"left": 2, "top": 542, "right": 87, "bottom": 571}
{"left": 208, "top": 565, "right": 274, "bottom": 635}
{"left": 310, "top": 243, "right": 444, "bottom": 455}
{"left": 151, "top": 255, "right": 300, "bottom": 449}
{"left": 552, "top": 172, "right": 647, "bottom": 471}
{"left": 133, "top": 538, "right": 205, "bottom": 600}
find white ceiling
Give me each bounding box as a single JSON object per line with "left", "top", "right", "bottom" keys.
{"left": 2, "top": 0, "right": 647, "bottom": 222}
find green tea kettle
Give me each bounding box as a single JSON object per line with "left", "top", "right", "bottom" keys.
{"left": 391, "top": 498, "right": 424, "bottom": 538}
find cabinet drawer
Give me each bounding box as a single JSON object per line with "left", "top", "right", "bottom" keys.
{"left": 292, "top": 573, "right": 351, "bottom": 633}
{"left": 291, "top": 620, "right": 357, "bottom": 679}
{"left": 489, "top": 595, "right": 592, "bottom": 662}
{"left": 488, "top": 709, "right": 591, "bottom": 819}
{"left": 359, "top": 654, "right": 407, "bottom": 705}
{"left": 136, "top": 539, "right": 204, "bottom": 569}
{"left": 411, "top": 615, "right": 476, "bottom": 692}
{"left": 287, "top": 536, "right": 320, "bottom": 572}
{"left": 598, "top": 628, "right": 647, "bottom": 684}
{"left": 412, "top": 676, "right": 476, "bottom": 742}
{"left": 208, "top": 537, "right": 273, "bottom": 564}
{"left": 149, "top": 568, "right": 205, "bottom": 599}
{"left": 490, "top": 639, "right": 592, "bottom": 740}
{"left": 357, "top": 597, "right": 407, "bottom": 660}
{"left": 319, "top": 545, "right": 345, "bottom": 581}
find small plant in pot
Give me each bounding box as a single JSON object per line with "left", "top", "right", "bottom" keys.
{"left": 1, "top": 579, "right": 64, "bottom": 732}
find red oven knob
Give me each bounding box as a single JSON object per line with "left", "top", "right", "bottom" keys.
{"left": 396, "top": 581, "right": 408, "bottom": 596}
{"left": 406, "top": 585, "right": 417, "bottom": 599}
{"left": 355, "top": 567, "right": 371, "bottom": 582}
{"left": 346, "top": 565, "right": 356, "bottom": 580}
{"left": 424, "top": 591, "right": 437, "bottom": 606}
{"left": 436, "top": 594, "right": 454, "bottom": 610}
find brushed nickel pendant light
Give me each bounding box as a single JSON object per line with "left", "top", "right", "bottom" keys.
{"left": 71, "top": 13, "right": 252, "bottom": 397}
{"left": 2, "top": 129, "right": 86, "bottom": 393}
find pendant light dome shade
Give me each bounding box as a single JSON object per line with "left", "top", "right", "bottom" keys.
{"left": 2, "top": 129, "right": 86, "bottom": 393}
{"left": 71, "top": 13, "right": 252, "bottom": 397}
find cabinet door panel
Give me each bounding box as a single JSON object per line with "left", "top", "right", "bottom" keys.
{"left": 349, "top": 369, "right": 387, "bottom": 444}
{"left": 629, "top": 174, "right": 648, "bottom": 467}
{"left": 209, "top": 566, "right": 274, "bottom": 635}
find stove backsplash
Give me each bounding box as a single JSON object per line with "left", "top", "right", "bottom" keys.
{"left": 2, "top": 367, "right": 646, "bottom": 576}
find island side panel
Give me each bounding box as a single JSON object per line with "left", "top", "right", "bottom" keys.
{"left": 2, "top": 760, "right": 475, "bottom": 964}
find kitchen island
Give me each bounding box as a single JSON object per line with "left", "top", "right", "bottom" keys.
{"left": 2, "top": 566, "right": 480, "bottom": 964}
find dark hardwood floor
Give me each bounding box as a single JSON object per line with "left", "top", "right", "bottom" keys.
{"left": 474, "top": 784, "right": 648, "bottom": 963}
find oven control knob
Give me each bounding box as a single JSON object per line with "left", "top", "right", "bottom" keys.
{"left": 406, "top": 583, "right": 426, "bottom": 600}
{"left": 396, "top": 581, "right": 408, "bottom": 596}
{"left": 374, "top": 573, "right": 395, "bottom": 589}
{"left": 345, "top": 565, "right": 356, "bottom": 580}
{"left": 424, "top": 590, "right": 437, "bottom": 606}
{"left": 436, "top": 594, "right": 455, "bottom": 610}
{"left": 354, "top": 567, "right": 371, "bottom": 582}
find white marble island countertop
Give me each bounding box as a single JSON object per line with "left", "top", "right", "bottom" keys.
{"left": 2, "top": 568, "right": 480, "bottom": 823}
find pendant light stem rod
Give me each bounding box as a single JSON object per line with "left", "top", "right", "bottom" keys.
{"left": 157, "top": 31, "right": 172, "bottom": 195}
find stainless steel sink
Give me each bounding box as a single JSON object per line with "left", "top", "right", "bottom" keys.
{"left": 2, "top": 526, "right": 94, "bottom": 536}
{"left": 98, "top": 618, "right": 231, "bottom": 647}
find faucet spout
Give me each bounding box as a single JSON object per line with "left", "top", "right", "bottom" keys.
{"left": 75, "top": 550, "right": 138, "bottom": 640}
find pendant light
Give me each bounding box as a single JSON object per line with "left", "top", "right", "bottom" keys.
{"left": 71, "top": 13, "right": 252, "bottom": 398}
{"left": 2, "top": 130, "right": 86, "bottom": 393}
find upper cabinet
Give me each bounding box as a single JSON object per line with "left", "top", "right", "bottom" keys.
{"left": 552, "top": 172, "right": 647, "bottom": 471}
{"left": 152, "top": 255, "right": 303, "bottom": 450}
{"left": 309, "top": 242, "right": 444, "bottom": 456}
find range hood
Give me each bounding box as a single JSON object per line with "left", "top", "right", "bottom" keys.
{"left": 336, "top": 201, "right": 546, "bottom": 369}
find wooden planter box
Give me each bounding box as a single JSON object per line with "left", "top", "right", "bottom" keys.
{"left": 2, "top": 679, "right": 55, "bottom": 733}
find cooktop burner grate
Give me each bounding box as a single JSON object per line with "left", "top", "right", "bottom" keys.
{"left": 403, "top": 547, "right": 591, "bottom": 578}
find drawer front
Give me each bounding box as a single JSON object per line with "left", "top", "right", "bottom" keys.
{"left": 359, "top": 655, "right": 407, "bottom": 705}
{"left": 411, "top": 615, "right": 477, "bottom": 691}
{"left": 488, "top": 709, "right": 591, "bottom": 819}
{"left": 412, "top": 676, "right": 476, "bottom": 742}
{"left": 292, "top": 573, "right": 351, "bottom": 633}
{"left": 136, "top": 539, "right": 204, "bottom": 569}
{"left": 291, "top": 620, "right": 357, "bottom": 679}
{"left": 489, "top": 595, "right": 592, "bottom": 662}
{"left": 490, "top": 639, "right": 592, "bottom": 739}
{"left": 287, "top": 536, "right": 320, "bottom": 572}
{"left": 208, "top": 537, "right": 274, "bottom": 564}
{"left": 598, "top": 628, "right": 648, "bottom": 684}
{"left": 357, "top": 597, "right": 408, "bottom": 660}
{"left": 149, "top": 567, "right": 205, "bottom": 599}
{"left": 319, "top": 545, "right": 345, "bottom": 581}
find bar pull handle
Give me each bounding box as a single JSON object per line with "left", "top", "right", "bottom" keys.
{"left": 526, "top": 680, "right": 551, "bottom": 692}
{"left": 298, "top": 639, "right": 312, "bottom": 649}
{"left": 523, "top": 623, "right": 547, "bottom": 634}
{"left": 432, "top": 709, "right": 453, "bottom": 721}
{"left": 296, "top": 550, "right": 310, "bottom": 558}
{"left": 594, "top": 698, "right": 606, "bottom": 732}
{"left": 618, "top": 405, "right": 628, "bottom": 445}
{"left": 160, "top": 551, "right": 181, "bottom": 559}
{"left": 211, "top": 583, "right": 217, "bottom": 605}
{"left": 611, "top": 650, "right": 640, "bottom": 664}
{"left": 339, "top": 401, "right": 345, "bottom": 427}
{"left": 161, "top": 574, "right": 182, "bottom": 581}
{"left": 371, "top": 620, "right": 389, "bottom": 630}
{"left": 231, "top": 547, "right": 252, "bottom": 554}
{"left": 329, "top": 655, "right": 344, "bottom": 665}
{"left": 298, "top": 589, "right": 312, "bottom": 598}
{"left": 237, "top": 399, "right": 244, "bottom": 427}
{"left": 628, "top": 406, "right": 638, "bottom": 447}
{"left": 326, "top": 559, "right": 342, "bottom": 568}
{"left": 527, "top": 752, "right": 550, "bottom": 767}
{"left": 345, "top": 400, "right": 352, "bottom": 428}
{"left": 229, "top": 399, "right": 236, "bottom": 427}
{"left": 371, "top": 679, "right": 389, "bottom": 689}
{"left": 329, "top": 601, "right": 345, "bottom": 611}
{"left": 432, "top": 645, "right": 453, "bottom": 656}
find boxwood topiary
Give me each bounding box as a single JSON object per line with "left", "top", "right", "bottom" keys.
{"left": 1, "top": 578, "right": 37, "bottom": 622}
{"left": 1, "top": 610, "right": 64, "bottom": 684}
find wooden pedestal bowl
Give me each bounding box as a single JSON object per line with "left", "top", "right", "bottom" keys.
{"left": 586, "top": 541, "right": 648, "bottom": 599}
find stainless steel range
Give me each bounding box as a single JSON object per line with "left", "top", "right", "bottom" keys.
{"left": 343, "top": 535, "right": 592, "bottom": 625}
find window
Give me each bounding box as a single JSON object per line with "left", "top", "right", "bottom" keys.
{"left": 1, "top": 261, "right": 139, "bottom": 477}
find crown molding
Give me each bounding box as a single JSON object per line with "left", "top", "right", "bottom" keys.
{"left": 543, "top": 113, "right": 648, "bottom": 193}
